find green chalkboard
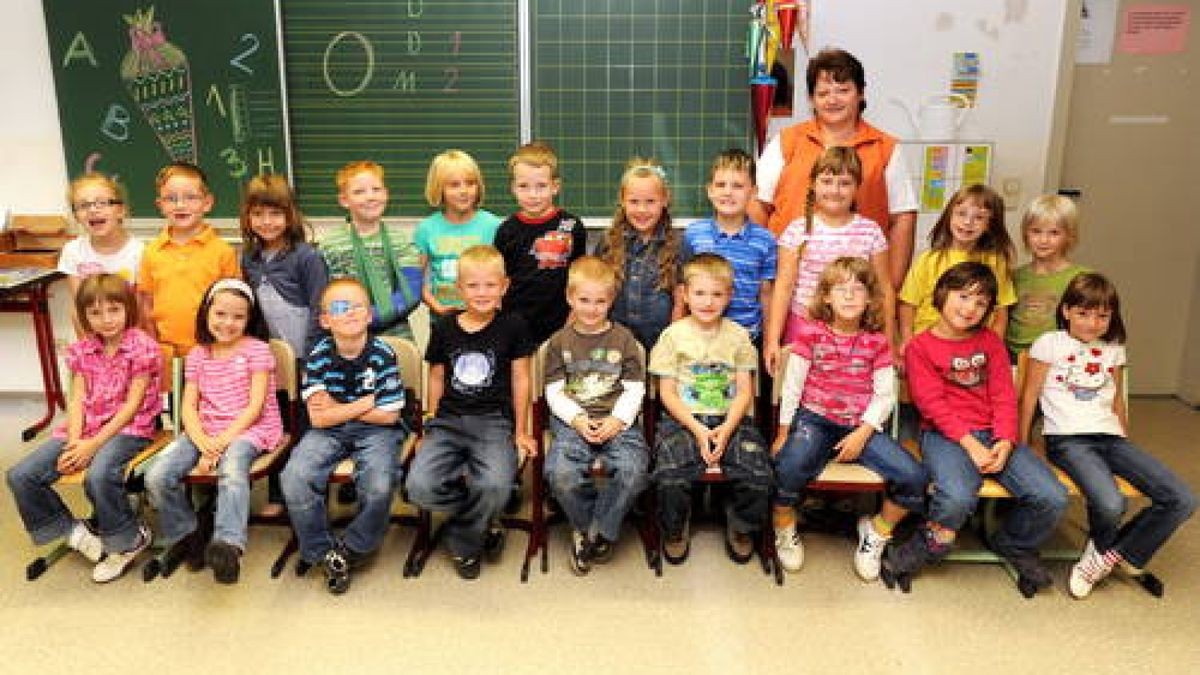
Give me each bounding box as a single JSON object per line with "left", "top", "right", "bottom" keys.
{"left": 533, "top": 0, "right": 750, "bottom": 216}
{"left": 283, "top": 0, "right": 520, "bottom": 217}
{"left": 42, "top": 0, "right": 288, "bottom": 218}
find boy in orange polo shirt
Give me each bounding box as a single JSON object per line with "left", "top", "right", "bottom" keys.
{"left": 138, "top": 162, "right": 240, "bottom": 358}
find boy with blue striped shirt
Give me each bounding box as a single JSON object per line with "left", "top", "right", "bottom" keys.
{"left": 282, "top": 278, "right": 408, "bottom": 594}
{"left": 681, "top": 149, "right": 777, "bottom": 341}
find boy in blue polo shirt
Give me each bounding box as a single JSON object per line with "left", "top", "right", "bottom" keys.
{"left": 281, "top": 278, "right": 408, "bottom": 595}
{"left": 681, "top": 149, "right": 777, "bottom": 341}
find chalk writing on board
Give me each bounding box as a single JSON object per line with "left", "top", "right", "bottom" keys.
{"left": 120, "top": 7, "right": 196, "bottom": 162}
{"left": 323, "top": 31, "right": 374, "bottom": 97}
{"left": 101, "top": 104, "right": 131, "bottom": 142}
{"left": 443, "top": 67, "right": 460, "bottom": 93}
{"left": 63, "top": 33, "right": 98, "bottom": 67}
{"left": 230, "top": 33, "right": 260, "bottom": 75}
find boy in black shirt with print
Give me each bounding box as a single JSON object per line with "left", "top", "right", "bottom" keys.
{"left": 405, "top": 245, "right": 537, "bottom": 579}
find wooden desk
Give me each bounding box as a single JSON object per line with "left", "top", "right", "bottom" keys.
{"left": 0, "top": 267, "right": 67, "bottom": 441}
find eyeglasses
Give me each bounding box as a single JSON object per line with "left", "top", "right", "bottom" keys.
{"left": 73, "top": 199, "right": 123, "bottom": 212}
{"left": 830, "top": 283, "right": 869, "bottom": 298}
{"left": 159, "top": 193, "right": 205, "bottom": 206}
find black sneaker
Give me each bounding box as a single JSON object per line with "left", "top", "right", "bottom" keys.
{"left": 205, "top": 540, "right": 241, "bottom": 585}
{"left": 484, "top": 524, "right": 506, "bottom": 563}
{"left": 454, "top": 555, "right": 481, "bottom": 580}
{"left": 884, "top": 528, "right": 943, "bottom": 577}
{"left": 589, "top": 536, "right": 614, "bottom": 564}
{"left": 336, "top": 482, "right": 358, "bottom": 505}
{"left": 1002, "top": 550, "right": 1053, "bottom": 595}
{"left": 569, "top": 531, "right": 592, "bottom": 576}
{"left": 323, "top": 547, "right": 352, "bottom": 594}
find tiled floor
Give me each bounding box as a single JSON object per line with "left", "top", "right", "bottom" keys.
{"left": 0, "top": 395, "right": 1197, "bottom": 674}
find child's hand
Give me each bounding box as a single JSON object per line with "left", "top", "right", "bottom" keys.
{"left": 763, "top": 342, "right": 783, "bottom": 378}
{"left": 192, "top": 432, "right": 221, "bottom": 458}
{"left": 570, "top": 414, "right": 595, "bottom": 441}
{"left": 710, "top": 422, "right": 736, "bottom": 463}
{"left": 56, "top": 438, "right": 99, "bottom": 474}
{"left": 198, "top": 450, "right": 222, "bottom": 473}
{"left": 690, "top": 424, "right": 718, "bottom": 466}
{"left": 590, "top": 417, "right": 625, "bottom": 444}
{"left": 515, "top": 432, "right": 538, "bottom": 461}
{"left": 961, "top": 436, "right": 994, "bottom": 472}
{"left": 982, "top": 440, "right": 1014, "bottom": 473}
{"left": 833, "top": 425, "right": 873, "bottom": 463}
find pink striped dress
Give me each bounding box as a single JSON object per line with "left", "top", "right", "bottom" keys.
{"left": 185, "top": 338, "right": 283, "bottom": 451}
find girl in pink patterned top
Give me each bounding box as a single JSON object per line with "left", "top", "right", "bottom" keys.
{"left": 7, "top": 274, "right": 162, "bottom": 583}
{"left": 146, "top": 278, "right": 282, "bottom": 584}
{"left": 768, "top": 257, "right": 925, "bottom": 579}
{"left": 763, "top": 147, "right": 897, "bottom": 377}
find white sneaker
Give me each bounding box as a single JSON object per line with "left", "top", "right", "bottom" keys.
{"left": 92, "top": 524, "right": 151, "bottom": 583}
{"left": 854, "top": 516, "right": 891, "bottom": 581}
{"left": 67, "top": 521, "right": 104, "bottom": 563}
{"left": 774, "top": 524, "right": 804, "bottom": 572}
{"left": 1068, "top": 539, "right": 1113, "bottom": 599}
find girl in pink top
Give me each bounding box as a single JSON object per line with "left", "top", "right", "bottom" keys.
{"left": 146, "top": 278, "right": 282, "bottom": 584}
{"left": 8, "top": 274, "right": 162, "bottom": 583}
{"left": 769, "top": 257, "right": 925, "bottom": 579}
{"left": 764, "top": 147, "right": 896, "bottom": 377}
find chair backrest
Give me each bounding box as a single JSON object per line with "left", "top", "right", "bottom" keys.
{"left": 379, "top": 335, "right": 425, "bottom": 419}
{"left": 268, "top": 339, "right": 298, "bottom": 431}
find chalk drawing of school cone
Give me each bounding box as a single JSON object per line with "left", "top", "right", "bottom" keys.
{"left": 120, "top": 6, "right": 196, "bottom": 162}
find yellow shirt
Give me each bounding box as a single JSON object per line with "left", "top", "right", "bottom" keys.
{"left": 138, "top": 224, "right": 240, "bottom": 356}
{"left": 899, "top": 249, "right": 1016, "bottom": 334}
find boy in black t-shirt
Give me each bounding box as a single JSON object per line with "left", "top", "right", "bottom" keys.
{"left": 404, "top": 245, "right": 537, "bottom": 579}
{"left": 493, "top": 141, "right": 587, "bottom": 345}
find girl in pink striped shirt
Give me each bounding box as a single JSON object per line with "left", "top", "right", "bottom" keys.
{"left": 146, "top": 278, "right": 282, "bottom": 584}
{"left": 7, "top": 274, "right": 162, "bottom": 583}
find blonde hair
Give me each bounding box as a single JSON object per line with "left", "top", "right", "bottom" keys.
{"left": 599, "top": 157, "right": 679, "bottom": 293}
{"left": 425, "top": 149, "right": 486, "bottom": 208}
{"left": 457, "top": 244, "right": 506, "bottom": 277}
{"left": 336, "top": 160, "right": 386, "bottom": 192}
{"left": 808, "top": 256, "right": 885, "bottom": 333}
{"left": 508, "top": 141, "right": 559, "bottom": 179}
{"left": 802, "top": 146, "right": 862, "bottom": 235}
{"left": 68, "top": 172, "right": 130, "bottom": 216}
{"left": 155, "top": 162, "right": 209, "bottom": 193}
{"left": 76, "top": 273, "right": 139, "bottom": 330}
{"left": 681, "top": 253, "right": 733, "bottom": 290}
{"left": 567, "top": 256, "right": 619, "bottom": 295}
{"left": 1021, "top": 194, "right": 1080, "bottom": 254}
{"left": 709, "top": 148, "right": 756, "bottom": 184}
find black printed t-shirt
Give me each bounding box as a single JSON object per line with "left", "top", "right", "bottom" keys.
{"left": 426, "top": 311, "right": 535, "bottom": 419}
{"left": 494, "top": 208, "right": 587, "bottom": 346}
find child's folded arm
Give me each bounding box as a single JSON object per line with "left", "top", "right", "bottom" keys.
{"left": 609, "top": 380, "right": 645, "bottom": 429}
{"left": 546, "top": 379, "right": 586, "bottom": 425}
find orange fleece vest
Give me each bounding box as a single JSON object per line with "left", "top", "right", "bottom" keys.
{"left": 767, "top": 119, "right": 898, "bottom": 237}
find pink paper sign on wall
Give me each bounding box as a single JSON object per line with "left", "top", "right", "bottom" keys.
{"left": 1119, "top": 5, "right": 1191, "bottom": 54}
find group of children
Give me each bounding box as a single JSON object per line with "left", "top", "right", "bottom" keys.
{"left": 5, "top": 138, "right": 1193, "bottom": 600}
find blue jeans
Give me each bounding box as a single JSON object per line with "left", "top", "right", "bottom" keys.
{"left": 544, "top": 417, "right": 650, "bottom": 542}
{"left": 1047, "top": 433, "right": 1196, "bottom": 567}
{"left": 7, "top": 434, "right": 149, "bottom": 552}
{"left": 281, "top": 422, "right": 407, "bottom": 564}
{"left": 774, "top": 407, "right": 928, "bottom": 513}
{"left": 145, "top": 435, "right": 263, "bottom": 550}
{"left": 405, "top": 412, "right": 518, "bottom": 558}
{"left": 921, "top": 429, "right": 1067, "bottom": 555}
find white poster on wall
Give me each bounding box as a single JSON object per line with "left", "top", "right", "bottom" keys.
{"left": 1077, "top": 0, "right": 1120, "bottom": 64}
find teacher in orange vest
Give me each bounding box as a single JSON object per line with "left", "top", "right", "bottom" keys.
{"left": 749, "top": 47, "right": 917, "bottom": 288}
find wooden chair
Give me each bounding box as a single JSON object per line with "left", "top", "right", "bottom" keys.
{"left": 143, "top": 339, "right": 299, "bottom": 581}
{"left": 25, "top": 345, "right": 176, "bottom": 581}
{"left": 269, "top": 335, "right": 425, "bottom": 578}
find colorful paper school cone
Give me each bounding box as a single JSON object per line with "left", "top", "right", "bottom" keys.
{"left": 776, "top": 1, "right": 799, "bottom": 50}
{"left": 120, "top": 6, "right": 196, "bottom": 163}
{"left": 751, "top": 75, "right": 777, "bottom": 152}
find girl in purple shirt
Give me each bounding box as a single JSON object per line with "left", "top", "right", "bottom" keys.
{"left": 7, "top": 274, "right": 162, "bottom": 583}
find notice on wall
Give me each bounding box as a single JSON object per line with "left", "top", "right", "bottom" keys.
{"left": 1119, "top": 5, "right": 1191, "bottom": 54}
{"left": 1077, "top": 0, "right": 1119, "bottom": 64}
